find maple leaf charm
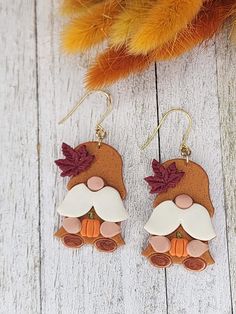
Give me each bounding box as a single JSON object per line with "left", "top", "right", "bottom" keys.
{"left": 144, "top": 160, "right": 184, "bottom": 194}
{"left": 55, "top": 143, "right": 94, "bottom": 177}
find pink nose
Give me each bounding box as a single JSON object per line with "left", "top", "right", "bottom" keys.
{"left": 87, "top": 176, "right": 105, "bottom": 191}
{"left": 175, "top": 194, "right": 193, "bottom": 209}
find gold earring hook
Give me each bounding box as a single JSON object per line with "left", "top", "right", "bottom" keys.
{"left": 141, "top": 108, "right": 192, "bottom": 162}
{"left": 58, "top": 90, "right": 112, "bottom": 147}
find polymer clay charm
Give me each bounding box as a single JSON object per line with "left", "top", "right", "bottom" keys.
{"left": 141, "top": 108, "right": 216, "bottom": 271}
{"left": 142, "top": 159, "right": 216, "bottom": 271}
{"left": 54, "top": 142, "right": 128, "bottom": 252}
{"left": 54, "top": 90, "right": 128, "bottom": 252}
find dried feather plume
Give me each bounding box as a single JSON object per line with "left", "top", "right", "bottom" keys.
{"left": 86, "top": 0, "right": 236, "bottom": 89}
{"left": 128, "top": 0, "right": 204, "bottom": 55}
{"left": 109, "top": 0, "right": 155, "bottom": 47}
{"left": 152, "top": 0, "right": 236, "bottom": 60}
{"left": 60, "top": 0, "right": 236, "bottom": 88}
{"left": 231, "top": 17, "right": 236, "bottom": 43}
{"left": 62, "top": 0, "right": 123, "bottom": 52}
{"left": 60, "top": 0, "right": 100, "bottom": 16}
{"left": 85, "top": 46, "right": 151, "bottom": 89}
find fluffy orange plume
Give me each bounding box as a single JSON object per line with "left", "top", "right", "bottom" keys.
{"left": 85, "top": 47, "right": 151, "bottom": 89}
{"left": 60, "top": 0, "right": 100, "bottom": 16}
{"left": 231, "top": 17, "right": 236, "bottom": 43}
{"left": 85, "top": 0, "right": 236, "bottom": 89}
{"left": 61, "top": 0, "right": 82, "bottom": 15}
{"left": 62, "top": 0, "right": 123, "bottom": 53}
{"left": 151, "top": 0, "right": 236, "bottom": 60}
{"left": 128, "top": 0, "right": 204, "bottom": 55}
{"left": 109, "top": 0, "right": 155, "bottom": 47}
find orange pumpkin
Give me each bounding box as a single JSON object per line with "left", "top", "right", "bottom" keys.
{"left": 80, "top": 212, "right": 101, "bottom": 238}
{"left": 169, "top": 232, "right": 188, "bottom": 258}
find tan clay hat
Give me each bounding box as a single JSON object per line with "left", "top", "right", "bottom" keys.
{"left": 67, "top": 141, "right": 126, "bottom": 199}
{"left": 153, "top": 159, "right": 215, "bottom": 217}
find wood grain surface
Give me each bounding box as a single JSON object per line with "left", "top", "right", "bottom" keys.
{"left": 0, "top": 1, "right": 235, "bottom": 314}
{"left": 0, "top": 1, "right": 40, "bottom": 313}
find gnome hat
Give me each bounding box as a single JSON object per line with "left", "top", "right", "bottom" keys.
{"left": 67, "top": 141, "right": 126, "bottom": 199}
{"left": 153, "top": 159, "right": 215, "bottom": 217}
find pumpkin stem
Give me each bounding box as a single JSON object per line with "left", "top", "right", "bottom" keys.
{"left": 88, "top": 211, "right": 94, "bottom": 219}
{"left": 176, "top": 231, "right": 182, "bottom": 238}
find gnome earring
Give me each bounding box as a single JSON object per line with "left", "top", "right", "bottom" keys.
{"left": 141, "top": 109, "right": 216, "bottom": 272}
{"left": 54, "top": 91, "right": 128, "bottom": 252}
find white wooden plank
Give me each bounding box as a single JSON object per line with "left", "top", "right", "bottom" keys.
{"left": 216, "top": 28, "right": 236, "bottom": 313}
{"left": 156, "top": 40, "right": 232, "bottom": 313}
{"left": 1, "top": 1, "right": 232, "bottom": 312}
{"left": 0, "top": 1, "right": 40, "bottom": 313}
{"left": 36, "top": 1, "right": 167, "bottom": 313}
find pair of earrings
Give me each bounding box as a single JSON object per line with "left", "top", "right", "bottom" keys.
{"left": 54, "top": 91, "right": 216, "bottom": 272}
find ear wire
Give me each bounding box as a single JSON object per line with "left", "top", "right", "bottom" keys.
{"left": 141, "top": 108, "right": 192, "bottom": 162}
{"left": 58, "top": 90, "right": 112, "bottom": 147}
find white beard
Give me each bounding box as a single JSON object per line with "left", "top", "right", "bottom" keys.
{"left": 57, "top": 183, "right": 128, "bottom": 222}
{"left": 144, "top": 200, "right": 216, "bottom": 241}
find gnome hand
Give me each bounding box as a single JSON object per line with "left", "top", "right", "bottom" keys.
{"left": 100, "top": 222, "right": 121, "bottom": 238}
{"left": 187, "top": 240, "right": 209, "bottom": 257}
{"left": 62, "top": 217, "right": 81, "bottom": 234}
{"left": 149, "top": 236, "right": 171, "bottom": 253}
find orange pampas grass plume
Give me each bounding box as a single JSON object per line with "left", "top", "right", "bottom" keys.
{"left": 85, "top": 46, "right": 151, "bottom": 89}
{"left": 129, "top": 0, "right": 204, "bottom": 55}
{"left": 62, "top": 0, "right": 123, "bottom": 53}
{"left": 151, "top": 0, "right": 236, "bottom": 61}
{"left": 231, "top": 18, "right": 236, "bottom": 43}
{"left": 110, "top": 0, "right": 155, "bottom": 47}
{"left": 85, "top": 0, "right": 236, "bottom": 89}
{"left": 60, "top": 0, "right": 100, "bottom": 16}
{"left": 61, "top": 0, "right": 82, "bottom": 15}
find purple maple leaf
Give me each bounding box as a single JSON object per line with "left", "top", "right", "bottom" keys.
{"left": 144, "top": 160, "right": 184, "bottom": 194}
{"left": 55, "top": 143, "right": 94, "bottom": 177}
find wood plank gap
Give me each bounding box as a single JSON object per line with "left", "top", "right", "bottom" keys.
{"left": 155, "top": 62, "right": 169, "bottom": 314}
{"left": 34, "top": 0, "right": 42, "bottom": 313}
